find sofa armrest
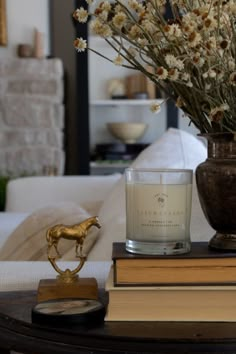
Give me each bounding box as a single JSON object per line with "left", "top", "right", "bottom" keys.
{"left": 5, "top": 174, "right": 121, "bottom": 212}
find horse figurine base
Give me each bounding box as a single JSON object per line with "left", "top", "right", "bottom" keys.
{"left": 37, "top": 277, "right": 99, "bottom": 302}
{"left": 37, "top": 216, "right": 101, "bottom": 303}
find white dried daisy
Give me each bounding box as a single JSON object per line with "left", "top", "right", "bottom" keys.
{"left": 209, "top": 107, "right": 224, "bottom": 123}
{"left": 204, "top": 16, "right": 217, "bottom": 30}
{"left": 74, "top": 37, "right": 87, "bottom": 52}
{"left": 113, "top": 55, "right": 123, "bottom": 66}
{"left": 156, "top": 67, "right": 168, "bottom": 80}
{"left": 137, "top": 38, "right": 148, "bottom": 47}
{"left": 176, "top": 96, "right": 184, "bottom": 108}
{"left": 73, "top": 7, "right": 88, "bottom": 23}
{"left": 128, "top": 0, "right": 141, "bottom": 11}
{"left": 166, "top": 24, "right": 182, "bottom": 39}
{"left": 208, "top": 69, "right": 216, "bottom": 79}
{"left": 100, "top": 1, "right": 111, "bottom": 12}
{"left": 186, "top": 81, "right": 193, "bottom": 87}
{"left": 90, "top": 19, "right": 112, "bottom": 37}
{"left": 192, "top": 53, "right": 205, "bottom": 67}
{"left": 221, "top": 103, "right": 230, "bottom": 111}
{"left": 150, "top": 102, "right": 161, "bottom": 114}
{"left": 113, "top": 12, "right": 127, "bottom": 29}
{"left": 168, "top": 68, "right": 179, "bottom": 81}
{"left": 128, "top": 25, "right": 142, "bottom": 39}
{"left": 228, "top": 59, "right": 235, "bottom": 71}
{"left": 165, "top": 55, "right": 184, "bottom": 71}
{"left": 228, "top": 2, "right": 236, "bottom": 15}
{"left": 188, "top": 31, "right": 202, "bottom": 48}
{"left": 127, "top": 46, "right": 137, "bottom": 58}
{"left": 141, "top": 20, "right": 157, "bottom": 35}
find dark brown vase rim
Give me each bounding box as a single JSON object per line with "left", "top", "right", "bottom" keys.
{"left": 198, "top": 132, "right": 235, "bottom": 137}
{"left": 198, "top": 132, "right": 236, "bottom": 141}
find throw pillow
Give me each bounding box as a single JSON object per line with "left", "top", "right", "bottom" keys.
{"left": 0, "top": 202, "right": 100, "bottom": 261}
{"left": 131, "top": 127, "right": 207, "bottom": 170}
{"left": 88, "top": 128, "right": 209, "bottom": 261}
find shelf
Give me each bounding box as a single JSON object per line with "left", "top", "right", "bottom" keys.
{"left": 90, "top": 161, "right": 131, "bottom": 168}
{"left": 90, "top": 161, "right": 130, "bottom": 175}
{"left": 90, "top": 99, "right": 163, "bottom": 107}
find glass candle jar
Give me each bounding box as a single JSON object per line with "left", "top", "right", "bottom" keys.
{"left": 125, "top": 168, "right": 193, "bottom": 255}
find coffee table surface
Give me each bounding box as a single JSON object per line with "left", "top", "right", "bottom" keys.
{"left": 1, "top": 290, "right": 236, "bottom": 354}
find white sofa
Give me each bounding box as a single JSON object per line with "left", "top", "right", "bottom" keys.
{"left": 0, "top": 174, "right": 121, "bottom": 291}
{"left": 0, "top": 128, "right": 214, "bottom": 291}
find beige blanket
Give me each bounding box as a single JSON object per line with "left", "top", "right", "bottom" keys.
{"left": 0, "top": 202, "right": 100, "bottom": 261}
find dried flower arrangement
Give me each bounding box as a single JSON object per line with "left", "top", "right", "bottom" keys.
{"left": 73, "top": 0, "right": 236, "bottom": 134}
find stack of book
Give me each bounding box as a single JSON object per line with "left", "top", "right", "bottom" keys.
{"left": 105, "top": 242, "right": 236, "bottom": 321}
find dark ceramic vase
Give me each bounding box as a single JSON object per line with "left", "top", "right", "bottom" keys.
{"left": 196, "top": 133, "right": 236, "bottom": 250}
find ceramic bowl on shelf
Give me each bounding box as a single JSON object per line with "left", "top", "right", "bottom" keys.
{"left": 106, "top": 122, "right": 148, "bottom": 144}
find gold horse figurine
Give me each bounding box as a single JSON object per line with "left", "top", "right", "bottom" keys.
{"left": 38, "top": 216, "right": 102, "bottom": 302}
{"left": 46, "top": 216, "right": 101, "bottom": 284}
{"left": 46, "top": 216, "right": 101, "bottom": 259}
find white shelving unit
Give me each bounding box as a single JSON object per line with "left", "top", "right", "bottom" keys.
{"left": 90, "top": 99, "right": 163, "bottom": 107}
{"left": 89, "top": 100, "right": 167, "bottom": 175}
{"left": 90, "top": 160, "right": 131, "bottom": 175}
{"left": 89, "top": 100, "right": 167, "bottom": 150}
{"left": 88, "top": 37, "right": 167, "bottom": 174}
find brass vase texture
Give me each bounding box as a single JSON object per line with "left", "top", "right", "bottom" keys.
{"left": 196, "top": 133, "right": 236, "bottom": 250}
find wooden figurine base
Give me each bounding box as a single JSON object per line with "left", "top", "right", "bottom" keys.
{"left": 37, "top": 277, "right": 98, "bottom": 303}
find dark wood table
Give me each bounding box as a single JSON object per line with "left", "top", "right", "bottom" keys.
{"left": 1, "top": 290, "right": 236, "bottom": 353}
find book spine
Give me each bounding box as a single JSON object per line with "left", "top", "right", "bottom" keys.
{"left": 114, "top": 263, "right": 236, "bottom": 286}
{"left": 105, "top": 288, "right": 236, "bottom": 321}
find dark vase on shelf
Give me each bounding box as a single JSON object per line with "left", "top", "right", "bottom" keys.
{"left": 196, "top": 133, "right": 236, "bottom": 250}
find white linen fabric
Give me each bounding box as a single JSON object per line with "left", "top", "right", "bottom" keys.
{"left": 89, "top": 128, "right": 213, "bottom": 260}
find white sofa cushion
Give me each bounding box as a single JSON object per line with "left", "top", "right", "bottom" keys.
{"left": 5, "top": 174, "right": 121, "bottom": 212}
{"left": 89, "top": 128, "right": 214, "bottom": 260}
{"left": 0, "top": 202, "right": 100, "bottom": 261}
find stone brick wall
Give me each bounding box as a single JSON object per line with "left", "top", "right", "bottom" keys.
{"left": 0, "top": 58, "right": 65, "bottom": 176}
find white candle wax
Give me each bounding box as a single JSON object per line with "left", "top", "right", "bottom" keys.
{"left": 126, "top": 183, "right": 192, "bottom": 242}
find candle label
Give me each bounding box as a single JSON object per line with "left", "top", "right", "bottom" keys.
{"left": 126, "top": 183, "right": 192, "bottom": 241}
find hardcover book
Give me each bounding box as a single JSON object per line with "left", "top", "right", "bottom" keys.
{"left": 105, "top": 267, "right": 236, "bottom": 322}
{"left": 112, "top": 242, "right": 236, "bottom": 286}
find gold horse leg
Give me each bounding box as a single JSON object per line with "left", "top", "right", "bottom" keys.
{"left": 80, "top": 243, "right": 83, "bottom": 256}
{"left": 75, "top": 241, "right": 84, "bottom": 257}
{"left": 53, "top": 242, "right": 61, "bottom": 258}
{"left": 75, "top": 242, "right": 80, "bottom": 257}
